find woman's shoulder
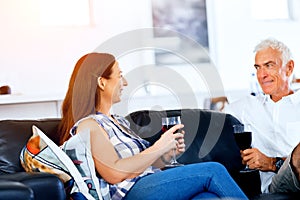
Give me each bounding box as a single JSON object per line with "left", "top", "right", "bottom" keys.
{"left": 70, "top": 116, "right": 99, "bottom": 136}
{"left": 74, "top": 116, "right": 100, "bottom": 131}
{"left": 78, "top": 117, "right": 99, "bottom": 126}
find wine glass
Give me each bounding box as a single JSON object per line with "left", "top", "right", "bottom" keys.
{"left": 233, "top": 124, "right": 256, "bottom": 173}
{"left": 161, "top": 116, "right": 184, "bottom": 168}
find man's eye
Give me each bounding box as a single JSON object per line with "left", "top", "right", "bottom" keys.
{"left": 266, "top": 63, "right": 275, "bottom": 68}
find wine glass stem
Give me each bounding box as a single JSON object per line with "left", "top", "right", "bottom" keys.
{"left": 171, "top": 149, "right": 177, "bottom": 164}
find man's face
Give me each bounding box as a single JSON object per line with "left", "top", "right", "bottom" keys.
{"left": 254, "top": 47, "right": 293, "bottom": 99}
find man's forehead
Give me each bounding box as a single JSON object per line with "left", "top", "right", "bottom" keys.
{"left": 255, "top": 49, "right": 281, "bottom": 63}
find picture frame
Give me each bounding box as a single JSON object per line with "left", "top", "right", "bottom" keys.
{"left": 151, "top": 0, "right": 209, "bottom": 65}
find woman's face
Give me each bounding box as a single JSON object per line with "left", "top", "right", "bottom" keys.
{"left": 104, "top": 62, "right": 128, "bottom": 104}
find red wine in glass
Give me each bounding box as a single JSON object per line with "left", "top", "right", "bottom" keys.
{"left": 162, "top": 124, "right": 180, "bottom": 133}
{"left": 161, "top": 116, "right": 183, "bottom": 168}
{"left": 234, "top": 131, "right": 251, "bottom": 150}
{"left": 233, "top": 124, "right": 256, "bottom": 173}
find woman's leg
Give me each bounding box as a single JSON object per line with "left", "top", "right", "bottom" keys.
{"left": 124, "top": 162, "right": 247, "bottom": 200}
{"left": 191, "top": 191, "right": 219, "bottom": 199}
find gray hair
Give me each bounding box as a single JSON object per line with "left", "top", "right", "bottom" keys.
{"left": 254, "top": 38, "right": 292, "bottom": 66}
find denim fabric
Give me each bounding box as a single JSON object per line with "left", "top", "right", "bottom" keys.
{"left": 124, "top": 162, "right": 247, "bottom": 200}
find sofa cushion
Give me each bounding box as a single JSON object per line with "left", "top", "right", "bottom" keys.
{"left": 125, "top": 109, "right": 243, "bottom": 172}
{"left": 0, "top": 119, "right": 61, "bottom": 174}
{"left": 20, "top": 126, "right": 73, "bottom": 183}
{"left": 20, "top": 125, "right": 101, "bottom": 199}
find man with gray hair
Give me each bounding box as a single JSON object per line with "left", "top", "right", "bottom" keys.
{"left": 225, "top": 38, "right": 300, "bottom": 194}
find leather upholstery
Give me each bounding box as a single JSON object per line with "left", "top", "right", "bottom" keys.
{"left": 0, "top": 119, "right": 61, "bottom": 174}
{"left": 0, "top": 109, "right": 299, "bottom": 199}
{"left": 126, "top": 109, "right": 243, "bottom": 172}
{"left": 0, "top": 119, "right": 65, "bottom": 200}
{"left": 0, "top": 180, "right": 34, "bottom": 200}
{"left": 126, "top": 109, "right": 261, "bottom": 198}
{"left": 0, "top": 172, "right": 66, "bottom": 200}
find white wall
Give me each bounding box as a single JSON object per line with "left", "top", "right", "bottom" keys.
{"left": 0, "top": 0, "right": 152, "bottom": 96}
{"left": 1, "top": 0, "right": 300, "bottom": 101}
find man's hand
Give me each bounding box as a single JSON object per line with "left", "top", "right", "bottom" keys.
{"left": 241, "top": 148, "right": 275, "bottom": 171}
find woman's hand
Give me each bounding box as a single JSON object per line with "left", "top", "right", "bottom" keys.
{"left": 153, "top": 124, "right": 184, "bottom": 155}
{"left": 175, "top": 130, "right": 185, "bottom": 155}
{"left": 162, "top": 130, "right": 185, "bottom": 158}
{"left": 154, "top": 126, "right": 185, "bottom": 166}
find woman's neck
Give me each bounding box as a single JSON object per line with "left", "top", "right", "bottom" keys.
{"left": 96, "top": 102, "right": 112, "bottom": 117}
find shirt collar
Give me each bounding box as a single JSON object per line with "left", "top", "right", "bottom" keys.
{"left": 259, "top": 93, "right": 269, "bottom": 105}
{"left": 262, "top": 90, "right": 300, "bottom": 105}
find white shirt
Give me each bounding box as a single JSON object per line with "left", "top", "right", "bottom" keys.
{"left": 225, "top": 90, "right": 300, "bottom": 193}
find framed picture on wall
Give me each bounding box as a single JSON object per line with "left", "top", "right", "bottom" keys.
{"left": 151, "top": 0, "right": 209, "bottom": 65}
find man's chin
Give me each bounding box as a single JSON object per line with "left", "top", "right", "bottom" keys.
{"left": 261, "top": 88, "right": 272, "bottom": 95}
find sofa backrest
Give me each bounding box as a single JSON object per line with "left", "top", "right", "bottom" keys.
{"left": 0, "top": 119, "right": 61, "bottom": 174}
{"left": 125, "top": 109, "right": 243, "bottom": 172}
{"left": 0, "top": 109, "right": 243, "bottom": 175}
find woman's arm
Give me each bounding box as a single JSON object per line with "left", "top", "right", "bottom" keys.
{"left": 77, "top": 118, "right": 184, "bottom": 184}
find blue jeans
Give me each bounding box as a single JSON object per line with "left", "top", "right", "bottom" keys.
{"left": 124, "top": 162, "right": 247, "bottom": 200}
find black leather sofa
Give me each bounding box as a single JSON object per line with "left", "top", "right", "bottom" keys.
{"left": 0, "top": 109, "right": 299, "bottom": 199}
{"left": 0, "top": 119, "right": 66, "bottom": 200}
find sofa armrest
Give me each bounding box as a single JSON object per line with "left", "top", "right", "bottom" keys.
{"left": 0, "top": 180, "right": 34, "bottom": 200}
{"left": 0, "top": 172, "right": 66, "bottom": 200}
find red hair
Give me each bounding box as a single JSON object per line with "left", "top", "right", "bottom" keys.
{"left": 58, "top": 53, "right": 116, "bottom": 145}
